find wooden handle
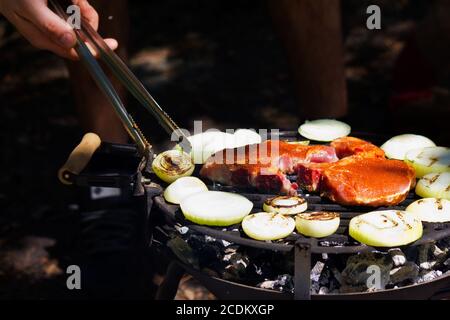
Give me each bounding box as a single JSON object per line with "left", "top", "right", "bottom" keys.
{"left": 58, "top": 133, "right": 101, "bottom": 185}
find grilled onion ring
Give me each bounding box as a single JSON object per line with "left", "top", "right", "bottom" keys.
{"left": 263, "top": 196, "right": 307, "bottom": 215}
{"left": 349, "top": 210, "right": 423, "bottom": 247}
{"left": 152, "top": 150, "right": 195, "bottom": 183}
{"left": 242, "top": 212, "right": 295, "bottom": 241}
{"left": 295, "top": 212, "right": 340, "bottom": 238}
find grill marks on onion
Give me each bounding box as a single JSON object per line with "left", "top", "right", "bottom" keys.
{"left": 298, "top": 211, "right": 339, "bottom": 221}
{"left": 152, "top": 150, "right": 195, "bottom": 183}
{"left": 349, "top": 210, "right": 423, "bottom": 247}
{"left": 406, "top": 198, "right": 450, "bottom": 223}
{"left": 263, "top": 195, "right": 307, "bottom": 215}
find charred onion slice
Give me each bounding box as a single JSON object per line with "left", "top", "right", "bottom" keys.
{"left": 242, "top": 212, "right": 295, "bottom": 241}
{"left": 416, "top": 172, "right": 450, "bottom": 200}
{"left": 263, "top": 196, "right": 307, "bottom": 215}
{"left": 298, "top": 119, "right": 351, "bottom": 142}
{"left": 163, "top": 177, "right": 208, "bottom": 204}
{"left": 406, "top": 198, "right": 450, "bottom": 223}
{"left": 381, "top": 134, "right": 435, "bottom": 160}
{"left": 295, "top": 212, "right": 340, "bottom": 238}
{"left": 349, "top": 210, "right": 423, "bottom": 247}
{"left": 405, "top": 146, "right": 450, "bottom": 178}
{"left": 152, "top": 150, "right": 194, "bottom": 183}
{"left": 180, "top": 191, "right": 253, "bottom": 226}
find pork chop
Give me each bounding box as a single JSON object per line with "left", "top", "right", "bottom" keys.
{"left": 317, "top": 156, "right": 416, "bottom": 206}
{"left": 200, "top": 140, "right": 338, "bottom": 194}
{"left": 297, "top": 137, "right": 415, "bottom": 206}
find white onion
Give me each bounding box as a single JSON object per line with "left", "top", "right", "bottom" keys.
{"left": 295, "top": 212, "right": 340, "bottom": 238}
{"left": 163, "top": 177, "right": 208, "bottom": 204}
{"left": 349, "top": 210, "right": 423, "bottom": 247}
{"left": 298, "top": 119, "right": 351, "bottom": 142}
{"left": 262, "top": 196, "right": 307, "bottom": 215}
{"left": 405, "top": 146, "right": 450, "bottom": 178}
{"left": 381, "top": 134, "right": 435, "bottom": 160}
{"left": 180, "top": 191, "right": 253, "bottom": 226}
{"left": 184, "top": 129, "right": 262, "bottom": 164}
{"left": 152, "top": 150, "right": 194, "bottom": 183}
{"left": 406, "top": 198, "right": 450, "bottom": 223}
{"left": 242, "top": 212, "right": 295, "bottom": 241}
{"left": 415, "top": 172, "right": 450, "bottom": 200}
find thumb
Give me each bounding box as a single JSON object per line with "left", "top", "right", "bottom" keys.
{"left": 25, "top": 4, "right": 77, "bottom": 49}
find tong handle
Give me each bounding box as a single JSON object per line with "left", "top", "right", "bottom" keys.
{"left": 58, "top": 133, "right": 101, "bottom": 185}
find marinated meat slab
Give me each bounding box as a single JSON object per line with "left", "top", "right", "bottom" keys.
{"left": 297, "top": 137, "right": 416, "bottom": 206}
{"left": 201, "top": 136, "right": 416, "bottom": 206}
{"left": 313, "top": 156, "right": 416, "bottom": 206}
{"left": 200, "top": 140, "right": 338, "bottom": 195}
{"left": 331, "top": 136, "right": 385, "bottom": 159}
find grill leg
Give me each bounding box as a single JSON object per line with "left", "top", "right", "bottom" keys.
{"left": 294, "top": 239, "right": 312, "bottom": 300}
{"left": 155, "top": 261, "right": 185, "bottom": 300}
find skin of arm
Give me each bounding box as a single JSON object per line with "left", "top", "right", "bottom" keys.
{"left": 0, "top": 0, "right": 117, "bottom": 59}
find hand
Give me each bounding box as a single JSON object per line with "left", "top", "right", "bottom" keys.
{"left": 0, "top": 0, "right": 118, "bottom": 59}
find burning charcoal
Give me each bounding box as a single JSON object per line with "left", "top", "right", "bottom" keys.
{"left": 311, "top": 261, "right": 325, "bottom": 294}
{"left": 257, "top": 274, "right": 294, "bottom": 293}
{"left": 318, "top": 263, "right": 342, "bottom": 292}
{"left": 444, "top": 258, "right": 450, "bottom": 268}
{"left": 318, "top": 287, "right": 329, "bottom": 295}
{"left": 431, "top": 244, "right": 447, "bottom": 260}
{"left": 389, "top": 262, "right": 419, "bottom": 285}
{"left": 221, "top": 251, "right": 250, "bottom": 281}
{"left": 167, "top": 237, "right": 199, "bottom": 269}
{"left": 221, "top": 240, "right": 232, "bottom": 247}
{"left": 176, "top": 226, "right": 189, "bottom": 235}
{"left": 186, "top": 234, "right": 224, "bottom": 268}
{"left": 388, "top": 248, "right": 406, "bottom": 267}
{"left": 416, "top": 270, "right": 443, "bottom": 283}
{"left": 341, "top": 251, "right": 392, "bottom": 290}
{"left": 311, "top": 261, "right": 325, "bottom": 282}
{"left": 417, "top": 243, "right": 435, "bottom": 270}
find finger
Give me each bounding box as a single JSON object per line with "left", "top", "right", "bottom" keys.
{"left": 104, "top": 38, "right": 118, "bottom": 51}
{"left": 13, "top": 13, "right": 78, "bottom": 60}
{"left": 72, "top": 0, "right": 99, "bottom": 30}
{"left": 18, "top": 3, "right": 77, "bottom": 49}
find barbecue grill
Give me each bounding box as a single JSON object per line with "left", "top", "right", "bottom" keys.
{"left": 61, "top": 130, "right": 450, "bottom": 300}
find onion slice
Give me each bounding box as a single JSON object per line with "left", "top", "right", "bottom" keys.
{"left": 298, "top": 119, "right": 351, "bottom": 142}
{"left": 184, "top": 130, "right": 262, "bottom": 164}
{"left": 152, "top": 150, "right": 194, "bottom": 183}
{"left": 349, "top": 210, "right": 423, "bottom": 247}
{"left": 180, "top": 191, "right": 253, "bottom": 226}
{"left": 405, "top": 146, "right": 450, "bottom": 178}
{"left": 233, "top": 129, "right": 262, "bottom": 147}
{"left": 416, "top": 172, "right": 450, "bottom": 200}
{"left": 406, "top": 198, "right": 450, "bottom": 223}
{"left": 242, "top": 212, "right": 295, "bottom": 241}
{"left": 163, "top": 177, "right": 208, "bottom": 204}
{"left": 263, "top": 196, "right": 307, "bottom": 215}
{"left": 295, "top": 212, "right": 340, "bottom": 238}
{"left": 381, "top": 134, "right": 436, "bottom": 160}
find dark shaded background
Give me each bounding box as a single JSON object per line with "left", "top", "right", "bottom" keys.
{"left": 0, "top": 0, "right": 449, "bottom": 299}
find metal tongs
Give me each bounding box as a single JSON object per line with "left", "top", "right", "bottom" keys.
{"left": 50, "top": 0, "right": 190, "bottom": 155}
